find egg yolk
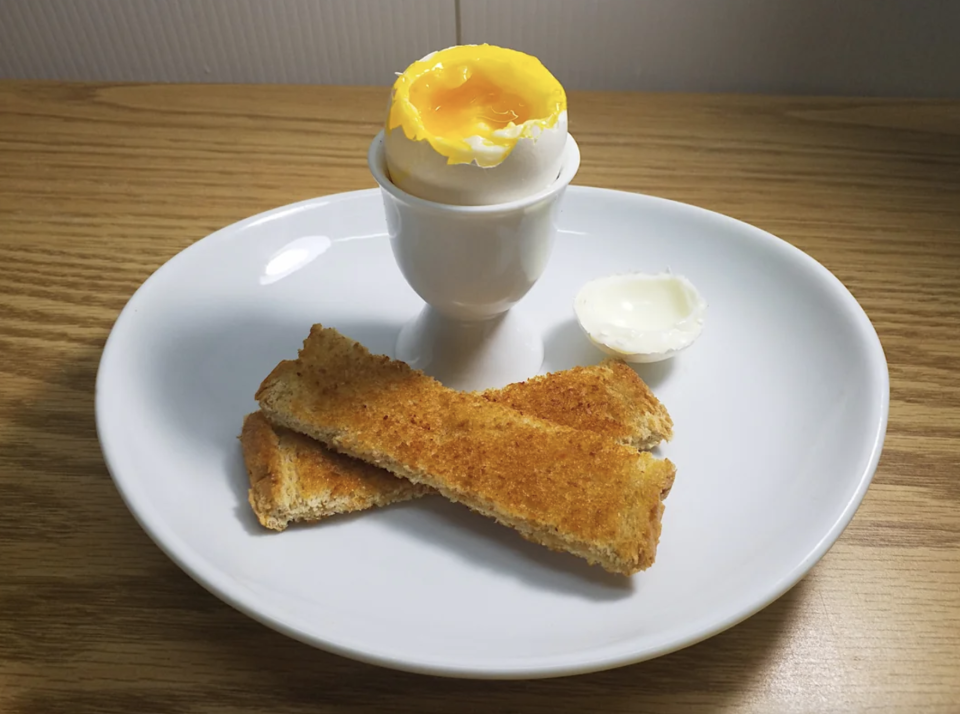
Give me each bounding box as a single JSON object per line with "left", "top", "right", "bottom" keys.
{"left": 411, "top": 72, "right": 532, "bottom": 142}
{"left": 387, "top": 44, "right": 566, "bottom": 166}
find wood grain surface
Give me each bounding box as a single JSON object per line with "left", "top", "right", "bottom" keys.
{"left": 1, "top": 82, "right": 958, "bottom": 713}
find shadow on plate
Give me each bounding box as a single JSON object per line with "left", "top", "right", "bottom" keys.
{"left": 145, "top": 311, "right": 403, "bottom": 508}
{"left": 543, "top": 318, "right": 676, "bottom": 388}
{"left": 376, "top": 497, "right": 636, "bottom": 601}
{"left": 226, "top": 445, "right": 272, "bottom": 536}
{"left": 542, "top": 319, "right": 602, "bottom": 372}
{"left": 234, "top": 481, "right": 634, "bottom": 600}
{"left": 630, "top": 358, "right": 675, "bottom": 390}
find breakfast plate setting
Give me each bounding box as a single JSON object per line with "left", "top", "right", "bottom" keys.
{"left": 95, "top": 45, "right": 889, "bottom": 679}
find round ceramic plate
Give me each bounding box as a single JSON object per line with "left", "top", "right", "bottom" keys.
{"left": 96, "top": 186, "right": 888, "bottom": 679}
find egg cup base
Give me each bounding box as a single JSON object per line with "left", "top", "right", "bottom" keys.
{"left": 395, "top": 305, "right": 544, "bottom": 391}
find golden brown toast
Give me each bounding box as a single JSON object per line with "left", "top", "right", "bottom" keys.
{"left": 255, "top": 325, "right": 676, "bottom": 576}
{"left": 484, "top": 360, "right": 672, "bottom": 450}
{"left": 242, "top": 411, "right": 431, "bottom": 530}
{"left": 242, "top": 359, "right": 672, "bottom": 531}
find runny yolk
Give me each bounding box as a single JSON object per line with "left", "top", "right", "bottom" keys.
{"left": 387, "top": 44, "right": 566, "bottom": 165}
{"left": 409, "top": 71, "right": 533, "bottom": 142}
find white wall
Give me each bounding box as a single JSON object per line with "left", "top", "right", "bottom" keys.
{"left": 1, "top": 0, "right": 958, "bottom": 95}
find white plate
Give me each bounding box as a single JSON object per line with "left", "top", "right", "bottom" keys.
{"left": 96, "top": 187, "right": 888, "bottom": 679}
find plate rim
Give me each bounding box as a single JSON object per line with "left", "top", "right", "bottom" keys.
{"left": 95, "top": 186, "right": 890, "bottom": 679}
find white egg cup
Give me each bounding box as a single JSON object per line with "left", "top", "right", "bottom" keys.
{"left": 368, "top": 130, "right": 581, "bottom": 391}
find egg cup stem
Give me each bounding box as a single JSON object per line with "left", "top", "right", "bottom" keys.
{"left": 368, "top": 131, "right": 581, "bottom": 390}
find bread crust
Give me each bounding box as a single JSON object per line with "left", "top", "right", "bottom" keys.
{"left": 255, "top": 325, "right": 676, "bottom": 576}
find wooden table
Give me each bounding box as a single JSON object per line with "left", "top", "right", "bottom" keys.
{"left": 1, "top": 82, "right": 958, "bottom": 713}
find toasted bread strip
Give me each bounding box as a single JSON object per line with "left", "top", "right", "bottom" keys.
{"left": 256, "top": 325, "right": 676, "bottom": 576}
{"left": 242, "top": 359, "right": 672, "bottom": 531}
{"left": 484, "top": 360, "right": 672, "bottom": 450}
{"left": 242, "top": 412, "right": 431, "bottom": 530}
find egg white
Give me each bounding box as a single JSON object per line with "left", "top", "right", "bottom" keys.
{"left": 384, "top": 111, "right": 568, "bottom": 206}
{"left": 574, "top": 272, "right": 708, "bottom": 363}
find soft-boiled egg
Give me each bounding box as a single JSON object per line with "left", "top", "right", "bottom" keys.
{"left": 384, "top": 44, "right": 568, "bottom": 206}
{"left": 574, "top": 272, "right": 707, "bottom": 363}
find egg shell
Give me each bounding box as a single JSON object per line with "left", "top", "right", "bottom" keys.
{"left": 384, "top": 112, "right": 568, "bottom": 206}
{"left": 574, "top": 272, "right": 708, "bottom": 363}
